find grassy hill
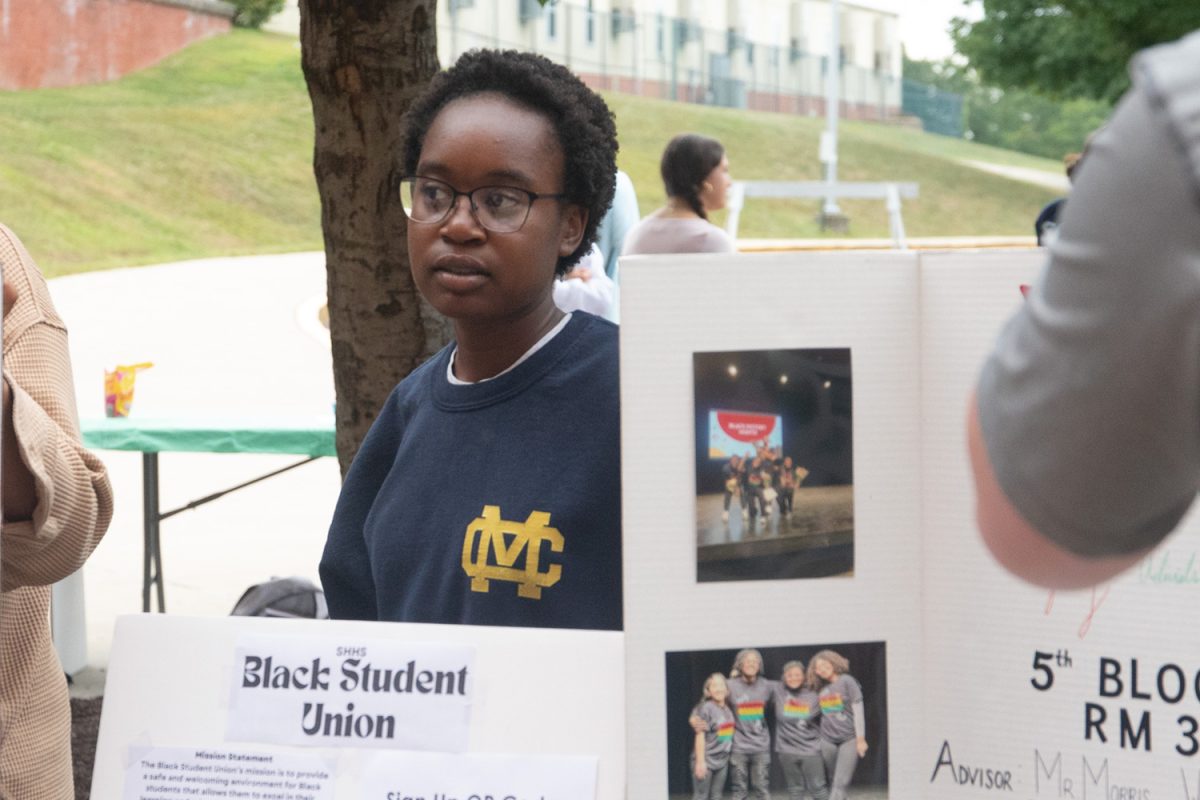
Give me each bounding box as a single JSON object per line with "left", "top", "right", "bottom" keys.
{"left": 0, "top": 30, "right": 1061, "bottom": 277}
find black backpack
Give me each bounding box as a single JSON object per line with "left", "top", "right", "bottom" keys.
{"left": 230, "top": 576, "right": 329, "bottom": 619}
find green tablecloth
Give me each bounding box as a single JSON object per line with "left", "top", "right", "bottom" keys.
{"left": 80, "top": 417, "right": 336, "bottom": 457}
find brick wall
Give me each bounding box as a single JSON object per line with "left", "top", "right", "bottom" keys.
{"left": 0, "top": 0, "right": 234, "bottom": 90}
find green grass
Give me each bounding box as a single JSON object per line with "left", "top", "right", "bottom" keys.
{"left": 0, "top": 30, "right": 320, "bottom": 276}
{"left": 0, "top": 30, "right": 1060, "bottom": 276}
{"left": 606, "top": 92, "right": 1061, "bottom": 239}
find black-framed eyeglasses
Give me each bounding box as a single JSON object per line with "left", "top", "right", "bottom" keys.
{"left": 399, "top": 176, "right": 567, "bottom": 233}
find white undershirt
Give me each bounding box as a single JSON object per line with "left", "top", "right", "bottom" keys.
{"left": 446, "top": 312, "right": 573, "bottom": 385}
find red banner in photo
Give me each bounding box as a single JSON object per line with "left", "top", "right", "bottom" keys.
{"left": 716, "top": 411, "right": 777, "bottom": 443}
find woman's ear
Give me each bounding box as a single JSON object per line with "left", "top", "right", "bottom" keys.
{"left": 558, "top": 205, "right": 588, "bottom": 257}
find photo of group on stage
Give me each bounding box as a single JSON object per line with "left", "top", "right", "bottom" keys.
{"left": 664, "top": 642, "right": 888, "bottom": 800}
{"left": 693, "top": 348, "right": 854, "bottom": 582}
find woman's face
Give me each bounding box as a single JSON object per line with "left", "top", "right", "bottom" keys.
{"left": 783, "top": 666, "right": 805, "bottom": 690}
{"left": 699, "top": 155, "right": 732, "bottom": 213}
{"left": 814, "top": 658, "right": 836, "bottom": 682}
{"left": 708, "top": 677, "right": 729, "bottom": 703}
{"left": 406, "top": 93, "right": 585, "bottom": 326}
{"left": 739, "top": 652, "right": 761, "bottom": 679}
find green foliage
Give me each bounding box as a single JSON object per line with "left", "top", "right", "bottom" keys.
{"left": 230, "top": 0, "right": 285, "bottom": 29}
{"left": 952, "top": 0, "right": 1200, "bottom": 102}
{"left": 903, "top": 54, "right": 1111, "bottom": 161}
{"left": 968, "top": 89, "right": 1110, "bottom": 161}
{"left": 901, "top": 56, "right": 973, "bottom": 95}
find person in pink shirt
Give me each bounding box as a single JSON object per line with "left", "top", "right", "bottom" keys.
{"left": 621, "top": 133, "right": 736, "bottom": 256}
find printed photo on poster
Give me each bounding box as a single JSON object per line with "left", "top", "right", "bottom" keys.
{"left": 693, "top": 348, "right": 854, "bottom": 582}
{"left": 664, "top": 641, "right": 888, "bottom": 800}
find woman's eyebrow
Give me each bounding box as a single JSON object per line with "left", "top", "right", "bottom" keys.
{"left": 414, "top": 160, "right": 451, "bottom": 178}
{"left": 416, "top": 160, "right": 538, "bottom": 188}
{"left": 481, "top": 168, "right": 536, "bottom": 187}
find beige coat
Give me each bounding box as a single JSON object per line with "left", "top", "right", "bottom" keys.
{"left": 0, "top": 224, "right": 114, "bottom": 799}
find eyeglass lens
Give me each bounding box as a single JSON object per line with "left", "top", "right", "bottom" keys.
{"left": 401, "top": 178, "right": 531, "bottom": 233}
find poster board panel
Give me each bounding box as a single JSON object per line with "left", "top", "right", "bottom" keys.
{"left": 620, "top": 251, "right": 923, "bottom": 798}
{"left": 91, "top": 614, "right": 624, "bottom": 799}
{"left": 920, "top": 249, "right": 1200, "bottom": 798}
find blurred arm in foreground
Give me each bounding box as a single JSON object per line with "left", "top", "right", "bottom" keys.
{"left": 0, "top": 222, "right": 114, "bottom": 799}
{"left": 969, "top": 30, "right": 1200, "bottom": 589}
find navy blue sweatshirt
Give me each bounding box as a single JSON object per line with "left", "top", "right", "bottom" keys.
{"left": 320, "top": 312, "right": 622, "bottom": 631}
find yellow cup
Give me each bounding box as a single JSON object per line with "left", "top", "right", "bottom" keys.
{"left": 104, "top": 362, "right": 153, "bottom": 418}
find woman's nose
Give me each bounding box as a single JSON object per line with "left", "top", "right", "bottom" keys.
{"left": 440, "top": 194, "right": 484, "bottom": 237}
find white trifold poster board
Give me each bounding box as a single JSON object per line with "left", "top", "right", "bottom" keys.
{"left": 620, "top": 250, "right": 1200, "bottom": 798}
{"left": 91, "top": 615, "right": 623, "bottom": 799}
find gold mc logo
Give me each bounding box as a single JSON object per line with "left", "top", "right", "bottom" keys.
{"left": 461, "top": 505, "right": 563, "bottom": 599}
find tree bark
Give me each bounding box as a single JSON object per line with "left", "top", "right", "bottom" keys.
{"left": 299, "top": 0, "right": 451, "bottom": 476}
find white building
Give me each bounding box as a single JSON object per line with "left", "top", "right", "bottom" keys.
{"left": 439, "top": 0, "right": 901, "bottom": 119}
{"left": 266, "top": 0, "right": 902, "bottom": 119}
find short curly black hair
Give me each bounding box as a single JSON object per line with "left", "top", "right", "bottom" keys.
{"left": 400, "top": 49, "right": 618, "bottom": 276}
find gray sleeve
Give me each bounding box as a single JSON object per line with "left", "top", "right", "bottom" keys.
{"left": 977, "top": 48, "right": 1200, "bottom": 557}
{"left": 597, "top": 171, "right": 641, "bottom": 278}
{"left": 853, "top": 701, "right": 865, "bottom": 739}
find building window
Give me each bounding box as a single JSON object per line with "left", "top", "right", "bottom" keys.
{"left": 611, "top": 9, "right": 636, "bottom": 38}
{"left": 726, "top": 27, "right": 740, "bottom": 54}
{"left": 518, "top": 0, "right": 542, "bottom": 24}
{"left": 587, "top": 0, "right": 595, "bottom": 44}
{"left": 547, "top": 4, "right": 557, "bottom": 39}
{"left": 656, "top": 13, "right": 664, "bottom": 57}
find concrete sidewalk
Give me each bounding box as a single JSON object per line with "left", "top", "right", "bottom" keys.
{"left": 958, "top": 159, "right": 1070, "bottom": 192}
{"left": 50, "top": 252, "right": 342, "bottom": 669}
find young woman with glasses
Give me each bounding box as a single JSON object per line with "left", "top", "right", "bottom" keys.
{"left": 320, "top": 49, "right": 623, "bottom": 632}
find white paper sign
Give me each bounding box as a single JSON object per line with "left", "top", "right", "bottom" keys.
{"left": 359, "top": 751, "right": 597, "bottom": 800}
{"left": 123, "top": 746, "right": 335, "bottom": 800}
{"left": 227, "top": 634, "right": 473, "bottom": 751}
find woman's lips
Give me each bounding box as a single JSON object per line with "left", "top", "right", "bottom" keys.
{"left": 430, "top": 255, "right": 490, "bottom": 292}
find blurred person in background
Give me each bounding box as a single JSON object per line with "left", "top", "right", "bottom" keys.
{"left": 622, "top": 133, "right": 735, "bottom": 256}
{"left": 1034, "top": 149, "right": 1086, "bottom": 246}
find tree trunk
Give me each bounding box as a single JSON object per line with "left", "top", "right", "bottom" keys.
{"left": 299, "top": 0, "right": 451, "bottom": 476}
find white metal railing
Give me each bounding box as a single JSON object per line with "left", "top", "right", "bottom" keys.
{"left": 725, "top": 180, "right": 920, "bottom": 249}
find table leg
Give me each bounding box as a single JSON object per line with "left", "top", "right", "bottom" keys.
{"left": 142, "top": 452, "right": 165, "bottom": 613}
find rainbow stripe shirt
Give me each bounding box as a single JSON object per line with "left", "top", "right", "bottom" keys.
{"left": 783, "top": 698, "right": 813, "bottom": 719}
{"left": 717, "top": 722, "right": 734, "bottom": 742}
{"left": 737, "top": 701, "right": 765, "bottom": 721}
{"left": 820, "top": 693, "right": 845, "bottom": 714}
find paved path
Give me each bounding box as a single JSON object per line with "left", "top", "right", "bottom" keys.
{"left": 50, "top": 252, "right": 341, "bottom": 667}
{"left": 959, "top": 159, "right": 1069, "bottom": 192}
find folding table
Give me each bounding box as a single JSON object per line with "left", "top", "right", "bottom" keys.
{"left": 80, "top": 416, "right": 336, "bottom": 613}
